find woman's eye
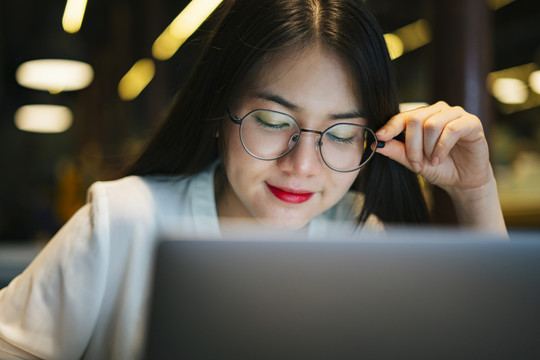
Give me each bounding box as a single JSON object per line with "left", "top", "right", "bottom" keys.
{"left": 255, "top": 116, "right": 291, "bottom": 129}
{"left": 326, "top": 132, "right": 355, "bottom": 144}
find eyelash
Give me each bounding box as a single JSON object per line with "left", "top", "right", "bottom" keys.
{"left": 326, "top": 133, "right": 355, "bottom": 144}
{"left": 255, "top": 117, "right": 290, "bottom": 130}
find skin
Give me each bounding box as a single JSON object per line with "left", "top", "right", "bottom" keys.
{"left": 217, "top": 46, "right": 363, "bottom": 229}
{"left": 217, "top": 45, "right": 507, "bottom": 235}
{"left": 376, "top": 102, "right": 507, "bottom": 234}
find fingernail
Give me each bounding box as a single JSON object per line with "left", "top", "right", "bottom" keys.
{"left": 412, "top": 162, "right": 421, "bottom": 172}
{"left": 432, "top": 156, "right": 440, "bottom": 165}
{"left": 376, "top": 129, "right": 386, "bottom": 136}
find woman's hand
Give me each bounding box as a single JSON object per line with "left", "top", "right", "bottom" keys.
{"left": 375, "top": 101, "right": 490, "bottom": 191}
{"left": 375, "top": 101, "right": 507, "bottom": 234}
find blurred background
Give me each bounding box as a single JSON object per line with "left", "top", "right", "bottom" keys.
{"left": 0, "top": 0, "right": 539, "bottom": 243}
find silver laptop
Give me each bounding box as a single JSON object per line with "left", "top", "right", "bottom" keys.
{"left": 143, "top": 228, "right": 540, "bottom": 359}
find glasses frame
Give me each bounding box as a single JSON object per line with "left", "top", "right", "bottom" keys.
{"left": 228, "top": 109, "right": 384, "bottom": 173}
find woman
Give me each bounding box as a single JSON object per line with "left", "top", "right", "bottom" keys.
{"left": 0, "top": 0, "right": 506, "bottom": 359}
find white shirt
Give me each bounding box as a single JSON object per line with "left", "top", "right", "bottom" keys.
{"left": 0, "top": 162, "right": 378, "bottom": 359}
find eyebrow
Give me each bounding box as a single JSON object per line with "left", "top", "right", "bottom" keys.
{"left": 253, "top": 91, "right": 365, "bottom": 120}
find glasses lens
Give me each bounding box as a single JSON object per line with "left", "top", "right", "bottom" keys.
{"left": 320, "top": 124, "right": 376, "bottom": 172}
{"left": 240, "top": 110, "right": 299, "bottom": 160}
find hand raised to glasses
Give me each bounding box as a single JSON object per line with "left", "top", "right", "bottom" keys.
{"left": 375, "top": 101, "right": 506, "bottom": 233}
{"left": 375, "top": 101, "right": 492, "bottom": 192}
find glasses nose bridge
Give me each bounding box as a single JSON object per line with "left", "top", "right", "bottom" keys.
{"left": 297, "top": 128, "right": 323, "bottom": 148}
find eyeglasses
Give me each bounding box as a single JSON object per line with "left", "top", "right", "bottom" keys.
{"left": 228, "top": 109, "right": 383, "bottom": 172}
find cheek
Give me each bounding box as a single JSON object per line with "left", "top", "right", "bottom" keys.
{"left": 222, "top": 124, "right": 266, "bottom": 189}
{"left": 221, "top": 123, "right": 243, "bottom": 166}
{"left": 327, "top": 172, "right": 359, "bottom": 199}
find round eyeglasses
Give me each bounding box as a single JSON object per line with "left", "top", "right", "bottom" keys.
{"left": 228, "top": 109, "right": 384, "bottom": 172}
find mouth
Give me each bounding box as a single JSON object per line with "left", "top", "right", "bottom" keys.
{"left": 266, "top": 183, "right": 314, "bottom": 204}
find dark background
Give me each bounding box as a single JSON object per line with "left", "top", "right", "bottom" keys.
{"left": 1, "top": 0, "right": 539, "bottom": 241}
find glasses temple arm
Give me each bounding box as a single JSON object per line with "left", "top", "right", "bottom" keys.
{"left": 226, "top": 108, "right": 242, "bottom": 125}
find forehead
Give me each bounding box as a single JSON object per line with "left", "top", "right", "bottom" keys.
{"left": 237, "top": 46, "right": 361, "bottom": 112}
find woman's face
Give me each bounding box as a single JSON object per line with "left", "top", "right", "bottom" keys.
{"left": 218, "top": 46, "right": 365, "bottom": 229}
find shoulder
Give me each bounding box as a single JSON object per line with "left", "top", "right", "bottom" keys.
{"left": 87, "top": 162, "right": 218, "bottom": 210}
{"left": 88, "top": 175, "right": 185, "bottom": 206}
{"left": 86, "top": 164, "right": 218, "bottom": 237}
{"left": 88, "top": 174, "right": 192, "bottom": 200}
{"left": 86, "top": 175, "right": 187, "bottom": 232}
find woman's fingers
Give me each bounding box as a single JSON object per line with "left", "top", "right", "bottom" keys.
{"left": 374, "top": 101, "right": 492, "bottom": 193}
{"left": 375, "top": 102, "right": 487, "bottom": 172}
{"left": 374, "top": 138, "right": 415, "bottom": 172}
{"left": 422, "top": 106, "right": 467, "bottom": 163}
{"left": 432, "top": 114, "right": 484, "bottom": 163}
{"left": 377, "top": 114, "right": 483, "bottom": 171}
{"left": 405, "top": 118, "right": 424, "bottom": 172}
{"left": 376, "top": 102, "right": 447, "bottom": 141}
{"left": 376, "top": 101, "right": 450, "bottom": 171}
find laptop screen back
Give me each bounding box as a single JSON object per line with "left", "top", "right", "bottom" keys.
{"left": 143, "top": 230, "right": 540, "bottom": 359}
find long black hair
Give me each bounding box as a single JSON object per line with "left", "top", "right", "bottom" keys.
{"left": 127, "top": 0, "right": 430, "bottom": 224}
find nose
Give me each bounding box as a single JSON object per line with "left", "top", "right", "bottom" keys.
{"left": 277, "top": 132, "right": 323, "bottom": 176}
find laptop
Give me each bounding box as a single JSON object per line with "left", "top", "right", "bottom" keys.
{"left": 143, "top": 228, "right": 540, "bottom": 359}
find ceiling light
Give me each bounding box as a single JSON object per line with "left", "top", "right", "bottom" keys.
{"left": 394, "top": 19, "right": 431, "bottom": 53}
{"left": 492, "top": 78, "right": 528, "bottom": 104}
{"left": 487, "top": 0, "right": 516, "bottom": 10}
{"left": 152, "top": 0, "right": 223, "bottom": 61}
{"left": 118, "top": 59, "right": 156, "bottom": 101}
{"left": 16, "top": 59, "right": 94, "bottom": 93}
{"left": 63, "top": 0, "right": 88, "bottom": 33}
{"left": 529, "top": 71, "right": 540, "bottom": 94}
{"left": 384, "top": 33, "right": 404, "bottom": 60}
{"left": 487, "top": 63, "right": 538, "bottom": 87}
{"left": 15, "top": 105, "right": 73, "bottom": 133}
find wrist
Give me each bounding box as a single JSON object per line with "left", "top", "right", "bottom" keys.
{"left": 445, "top": 173, "right": 498, "bottom": 205}
{"left": 444, "top": 173, "right": 508, "bottom": 235}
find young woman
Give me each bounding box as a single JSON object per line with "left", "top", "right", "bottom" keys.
{"left": 0, "top": 0, "right": 506, "bottom": 358}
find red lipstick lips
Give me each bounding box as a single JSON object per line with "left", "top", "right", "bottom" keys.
{"left": 267, "top": 184, "right": 314, "bottom": 204}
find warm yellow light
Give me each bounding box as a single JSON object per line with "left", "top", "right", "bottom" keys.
{"left": 384, "top": 33, "right": 404, "bottom": 60}
{"left": 118, "top": 59, "right": 156, "bottom": 101}
{"left": 394, "top": 19, "right": 431, "bottom": 52}
{"left": 487, "top": 0, "right": 516, "bottom": 10}
{"left": 62, "top": 0, "right": 88, "bottom": 33}
{"left": 492, "top": 78, "right": 528, "bottom": 104}
{"left": 384, "top": 19, "right": 431, "bottom": 60}
{"left": 152, "top": 0, "right": 223, "bottom": 60}
{"left": 487, "top": 63, "right": 540, "bottom": 113}
{"left": 15, "top": 105, "right": 73, "bottom": 133}
{"left": 152, "top": 33, "right": 182, "bottom": 61}
{"left": 529, "top": 70, "right": 540, "bottom": 94}
{"left": 16, "top": 59, "right": 94, "bottom": 93}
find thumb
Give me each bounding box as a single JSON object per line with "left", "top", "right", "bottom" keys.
{"left": 375, "top": 139, "right": 419, "bottom": 173}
